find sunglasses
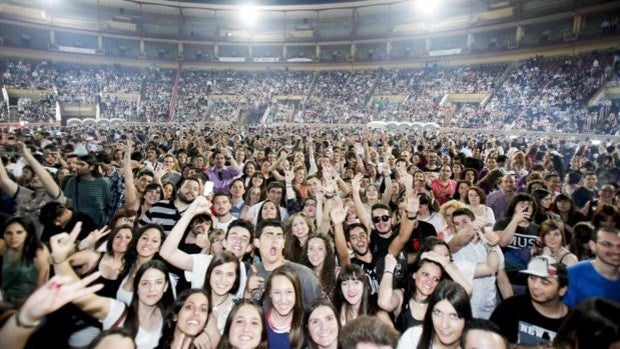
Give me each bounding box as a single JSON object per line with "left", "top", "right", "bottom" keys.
{"left": 372, "top": 215, "right": 390, "bottom": 224}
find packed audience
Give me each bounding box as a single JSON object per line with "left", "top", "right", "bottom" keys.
{"left": 3, "top": 49, "right": 618, "bottom": 133}
{"left": 0, "top": 123, "right": 618, "bottom": 349}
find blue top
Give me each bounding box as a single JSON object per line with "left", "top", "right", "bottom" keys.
{"left": 563, "top": 260, "right": 620, "bottom": 307}
{"left": 266, "top": 322, "right": 291, "bottom": 349}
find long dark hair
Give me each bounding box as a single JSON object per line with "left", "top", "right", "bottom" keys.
{"left": 304, "top": 298, "right": 340, "bottom": 349}
{"left": 105, "top": 224, "right": 134, "bottom": 257}
{"left": 256, "top": 199, "right": 281, "bottom": 227}
{"left": 125, "top": 260, "right": 175, "bottom": 338}
{"left": 2, "top": 216, "right": 42, "bottom": 265}
{"left": 284, "top": 213, "right": 315, "bottom": 264}
{"left": 417, "top": 280, "right": 473, "bottom": 349}
{"left": 121, "top": 224, "right": 165, "bottom": 277}
{"left": 334, "top": 264, "right": 374, "bottom": 323}
{"left": 553, "top": 297, "right": 620, "bottom": 349}
{"left": 156, "top": 288, "right": 210, "bottom": 349}
{"left": 302, "top": 233, "right": 337, "bottom": 302}
{"left": 263, "top": 265, "right": 305, "bottom": 349}
{"left": 216, "top": 299, "right": 268, "bottom": 349}
{"left": 505, "top": 193, "right": 537, "bottom": 218}
{"left": 203, "top": 251, "right": 241, "bottom": 299}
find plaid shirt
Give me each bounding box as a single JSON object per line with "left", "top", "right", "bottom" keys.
{"left": 106, "top": 168, "right": 125, "bottom": 224}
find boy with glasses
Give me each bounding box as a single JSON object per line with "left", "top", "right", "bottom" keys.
{"left": 563, "top": 226, "right": 620, "bottom": 307}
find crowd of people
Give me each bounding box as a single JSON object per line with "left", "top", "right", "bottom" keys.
{"left": 0, "top": 123, "right": 618, "bottom": 349}
{"left": 1, "top": 49, "right": 618, "bottom": 134}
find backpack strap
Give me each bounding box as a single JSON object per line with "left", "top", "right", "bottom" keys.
{"left": 111, "top": 306, "right": 128, "bottom": 328}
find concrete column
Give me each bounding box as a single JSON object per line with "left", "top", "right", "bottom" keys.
{"left": 467, "top": 32, "right": 473, "bottom": 49}
{"left": 98, "top": 34, "right": 103, "bottom": 49}
{"left": 516, "top": 25, "right": 524, "bottom": 43}
{"left": 386, "top": 41, "right": 391, "bottom": 59}
{"left": 50, "top": 29, "right": 56, "bottom": 45}
{"left": 316, "top": 45, "right": 320, "bottom": 60}
{"left": 573, "top": 15, "right": 582, "bottom": 35}
{"left": 214, "top": 44, "right": 219, "bottom": 58}
{"left": 139, "top": 39, "right": 145, "bottom": 54}
{"left": 178, "top": 42, "right": 183, "bottom": 56}
{"left": 351, "top": 43, "right": 356, "bottom": 61}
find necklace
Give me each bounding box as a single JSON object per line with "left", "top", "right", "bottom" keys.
{"left": 412, "top": 295, "right": 429, "bottom": 304}
{"left": 268, "top": 309, "right": 291, "bottom": 333}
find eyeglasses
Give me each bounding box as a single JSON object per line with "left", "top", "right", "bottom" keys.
{"left": 372, "top": 215, "right": 390, "bottom": 224}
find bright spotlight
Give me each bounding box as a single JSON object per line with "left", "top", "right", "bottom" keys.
{"left": 238, "top": 4, "right": 259, "bottom": 26}
{"left": 413, "top": 0, "right": 438, "bottom": 16}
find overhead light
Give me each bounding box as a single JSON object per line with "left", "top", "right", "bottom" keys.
{"left": 413, "top": 0, "right": 438, "bottom": 16}
{"left": 238, "top": 4, "right": 258, "bottom": 26}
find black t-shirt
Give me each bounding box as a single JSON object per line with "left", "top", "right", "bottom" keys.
{"left": 493, "top": 218, "right": 539, "bottom": 286}
{"left": 351, "top": 256, "right": 381, "bottom": 299}
{"left": 402, "top": 220, "right": 437, "bottom": 256}
{"left": 490, "top": 295, "right": 569, "bottom": 346}
{"left": 41, "top": 211, "right": 97, "bottom": 243}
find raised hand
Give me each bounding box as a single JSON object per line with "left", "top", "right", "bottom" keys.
{"left": 190, "top": 195, "right": 212, "bottom": 215}
{"left": 50, "top": 222, "right": 82, "bottom": 263}
{"left": 15, "top": 142, "right": 29, "bottom": 156}
{"left": 384, "top": 253, "right": 398, "bottom": 273}
{"left": 420, "top": 251, "right": 450, "bottom": 268}
{"left": 404, "top": 189, "right": 419, "bottom": 215}
{"left": 284, "top": 169, "right": 294, "bottom": 184}
{"left": 19, "top": 272, "right": 103, "bottom": 327}
{"left": 400, "top": 173, "right": 414, "bottom": 190}
{"left": 330, "top": 198, "right": 347, "bottom": 225}
{"left": 78, "top": 225, "right": 112, "bottom": 251}
{"left": 351, "top": 173, "right": 363, "bottom": 193}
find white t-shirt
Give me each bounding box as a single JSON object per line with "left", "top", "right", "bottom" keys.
{"left": 102, "top": 298, "right": 163, "bottom": 349}
{"left": 453, "top": 241, "right": 504, "bottom": 319}
{"left": 213, "top": 216, "right": 237, "bottom": 232}
{"left": 185, "top": 254, "right": 248, "bottom": 299}
{"left": 397, "top": 325, "right": 423, "bottom": 349}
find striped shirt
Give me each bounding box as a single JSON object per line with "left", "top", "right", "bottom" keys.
{"left": 64, "top": 176, "right": 111, "bottom": 228}
{"left": 137, "top": 199, "right": 186, "bottom": 235}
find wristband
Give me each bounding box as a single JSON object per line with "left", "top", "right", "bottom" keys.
{"left": 51, "top": 256, "right": 68, "bottom": 264}
{"left": 15, "top": 310, "right": 40, "bottom": 329}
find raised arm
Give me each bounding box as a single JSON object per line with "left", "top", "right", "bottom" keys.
{"left": 49, "top": 222, "right": 111, "bottom": 321}
{"left": 496, "top": 207, "right": 528, "bottom": 247}
{"left": 377, "top": 254, "right": 404, "bottom": 313}
{"left": 0, "top": 153, "right": 18, "bottom": 198}
{"left": 17, "top": 143, "right": 62, "bottom": 200}
{"left": 159, "top": 196, "right": 212, "bottom": 271}
{"left": 388, "top": 188, "right": 419, "bottom": 256}
{"left": 223, "top": 146, "right": 242, "bottom": 172}
{"left": 351, "top": 174, "right": 372, "bottom": 231}
{"left": 330, "top": 198, "right": 350, "bottom": 268}
{"left": 33, "top": 246, "right": 50, "bottom": 288}
{"left": 421, "top": 251, "right": 473, "bottom": 296}
{"left": 307, "top": 138, "right": 318, "bottom": 176}
{"left": 122, "top": 141, "right": 139, "bottom": 211}
{"left": 0, "top": 273, "right": 103, "bottom": 349}
{"left": 473, "top": 231, "right": 501, "bottom": 277}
